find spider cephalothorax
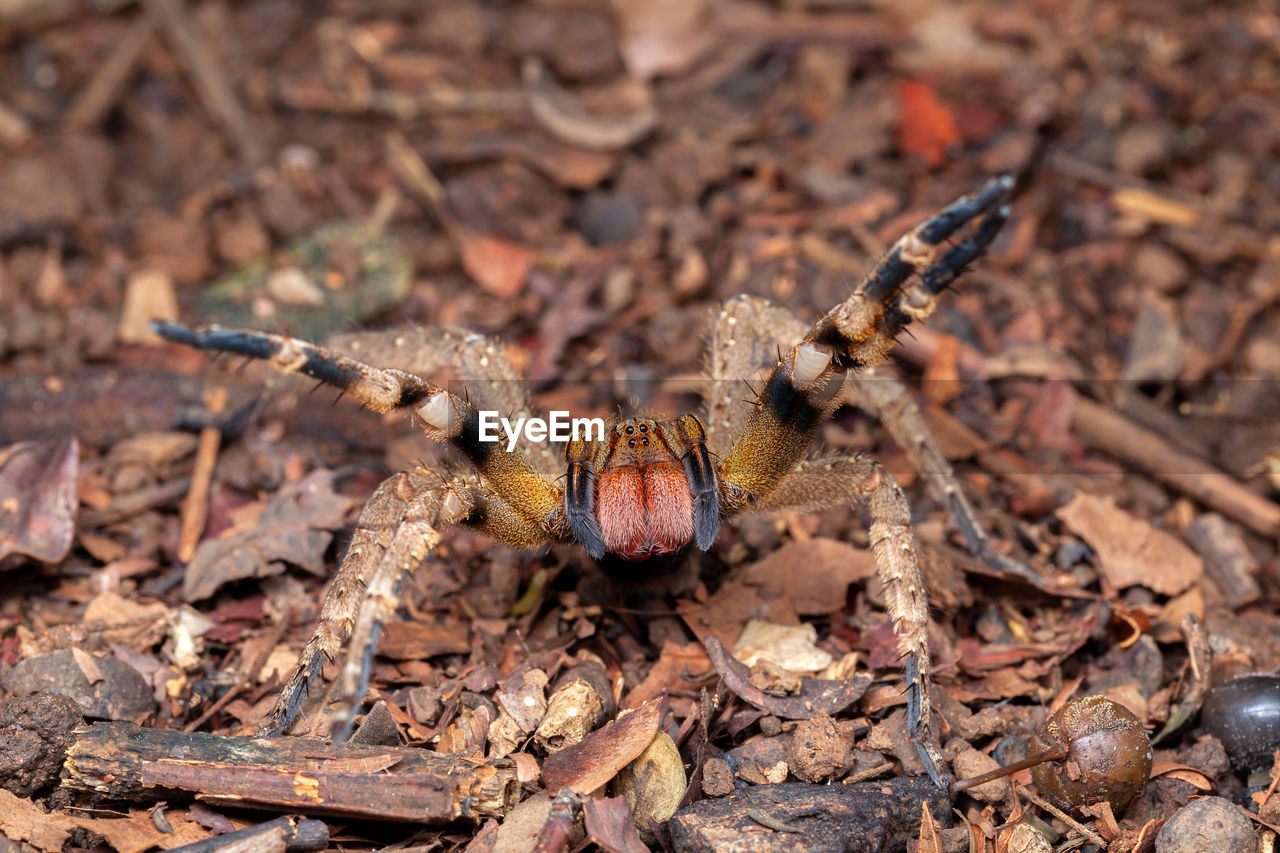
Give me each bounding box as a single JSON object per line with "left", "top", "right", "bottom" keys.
{"left": 562, "top": 415, "right": 718, "bottom": 562}
{"left": 155, "top": 175, "right": 1016, "bottom": 788}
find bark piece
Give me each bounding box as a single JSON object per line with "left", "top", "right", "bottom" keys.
{"left": 536, "top": 658, "right": 615, "bottom": 753}
{"left": 666, "top": 777, "right": 951, "bottom": 853}
{"left": 541, "top": 700, "right": 660, "bottom": 795}
{"left": 1185, "top": 513, "right": 1260, "bottom": 607}
{"left": 61, "top": 722, "right": 519, "bottom": 822}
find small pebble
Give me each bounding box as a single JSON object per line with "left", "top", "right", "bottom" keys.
{"left": 1154, "top": 796, "right": 1255, "bottom": 853}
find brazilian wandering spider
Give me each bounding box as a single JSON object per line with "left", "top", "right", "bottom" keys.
{"left": 155, "top": 174, "right": 1017, "bottom": 788}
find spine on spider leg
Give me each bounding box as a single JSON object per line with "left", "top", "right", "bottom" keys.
{"left": 805, "top": 175, "right": 1014, "bottom": 370}
{"left": 151, "top": 321, "right": 436, "bottom": 413}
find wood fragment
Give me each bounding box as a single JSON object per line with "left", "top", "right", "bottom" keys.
{"left": 178, "top": 386, "right": 225, "bottom": 563}
{"left": 1072, "top": 396, "right": 1280, "bottom": 536}
{"left": 164, "top": 816, "right": 328, "bottom": 853}
{"left": 141, "top": 0, "right": 265, "bottom": 165}
{"left": 77, "top": 476, "right": 192, "bottom": 528}
{"left": 62, "top": 722, "right": 519, "bottom": 822}
{"left": 532, "top": 788, "right": 581, "bottom": 853}
{"left": 668, "top": 777, "right": 951, "bottom": 852}
{"left": 64, "top": 15, "right": 154, "bottom": 130}
{"left": 1185, "top": 513, "right": 1260, "bottom": 607}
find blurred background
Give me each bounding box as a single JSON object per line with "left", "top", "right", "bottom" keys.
{"left": 1, "top": 0, "right": 1280, "bottom": 848}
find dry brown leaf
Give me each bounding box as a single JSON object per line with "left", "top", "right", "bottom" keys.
{"left": 1057, "top": 491, "right": 1202, "bottom": 595}
{"left": 458, "top": 232, "right": 533, "bottom": 298}
{"left": 622, "top": 639, "right": 710, "bottom": 709}
{"left": 182, "top": 469, "right": 353, "bottom": 601}
{"left": 741, "top": 538, "right": 877, "bottom": 615}
{"left": 0, "top": 436, "right": 78, "bottom": 564}
{"left": 610, "top": 0, "right": 716, "bottom": 80}
{"left": 583, "top": 796, "right": 648, "bottom": 853}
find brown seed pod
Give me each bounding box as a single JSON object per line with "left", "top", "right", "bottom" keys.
{"left": 1029, "top": 695, "right": 1152, "bottom": 814}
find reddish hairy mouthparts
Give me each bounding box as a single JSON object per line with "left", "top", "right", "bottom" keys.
{"left": 597, "top": 460, "right": 695, "bottom": 560}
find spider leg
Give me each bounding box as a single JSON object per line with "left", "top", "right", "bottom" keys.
{"left": 844, "top": 376, "right": 1036, "bottom": 580}
{"left": 709, "top": 178, "right": 1013, "bottom": 788}
{"left": 757, "top": 455, "right": 948, "bottom": 787}
{"left": 327, "top": 326, "right": 557, "bottom": 478}
{"left": 153, "top": 322, "right": 566, "bottom": 536}
{"left": 704, "top": 296, "right": 1033, "bottom": 577}
{"left": 261, "top": 468, "right": 551, "bottom": 738}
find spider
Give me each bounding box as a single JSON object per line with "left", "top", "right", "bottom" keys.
{"left": 154, "top": 174, "right": 1015, "bottom": 789}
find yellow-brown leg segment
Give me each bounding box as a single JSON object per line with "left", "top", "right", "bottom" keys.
{"left": 757, "top": 455, "right": 947, "bottom": 786}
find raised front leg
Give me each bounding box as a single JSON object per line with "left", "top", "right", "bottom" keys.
{"left": 152, "top": 322, "right": 564, "bottom": 535}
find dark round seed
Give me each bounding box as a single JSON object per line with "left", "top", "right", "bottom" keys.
{"left": 1202, "top": 674, "right": 1280, "bottom": 776}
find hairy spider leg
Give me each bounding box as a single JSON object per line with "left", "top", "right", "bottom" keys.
{"left": 152, "top": 322, "right": 568, "bottom": 736}
{"left": 712, "top": 176, "right": 1014, "bottom": 787}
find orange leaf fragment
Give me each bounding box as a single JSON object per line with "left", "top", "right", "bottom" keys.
{"left": 459, "top": 232, "right": 534, "bottom": 298}
{"left": 896, "top": 78, "right": 959, "bottom": 168}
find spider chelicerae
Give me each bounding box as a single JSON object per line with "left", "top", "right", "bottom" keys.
{"left": 155, "top": 174, "right": 1016, "bottom": 788}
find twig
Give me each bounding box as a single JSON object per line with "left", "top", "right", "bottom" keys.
{"left": 532, "top": 789, "right": 582, "bottom": 853}
{"left": 63, "top": 721, "right": 519, "bottom": 821}
{"left": 1017, "top": 786, "right": 1107, "bottom": 849}
{"left": 184, "top": 609, "right": 291, "bottom": 732}
{"left": 178, "top": 386, "right": 225, "bottom": 562}
{"left": 64, "top": 15, "right": 154, "bottom": 130}
{"left": 78, "top": 477, "right": 192, "bottom": 528}
{"left": 1073, "top": 396, "right": 1280, "bottom": 536}
{"left": 141, "top": 0, "right": 265, "bottom": 165}
{"left": 165, "top": 816, "right": 327, "bottom": 853}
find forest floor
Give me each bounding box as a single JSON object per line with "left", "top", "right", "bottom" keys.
{"left": 1, "top": 0, "right": 1280, "bottom": 851}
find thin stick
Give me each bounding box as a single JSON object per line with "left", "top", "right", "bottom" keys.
{"left": 951, "top": 747, "right": 1065, "bottom": 793}
{"left": 1018, "top": 786, "right": 1107, "bottom": 849}
{"left": 178, "top": 386, "right": 225, "bottom": 562}
{"left": 142, "top": 0, "right": 265, "bottom": 165}
{"left": 184, "top": 609, "right": 291, "bottom": 732}
{"left": 65, "top": 15, "right": 154, "bottom": 130}
{"left": 1073, "top": 396, "right": 1280, "bottom": 537}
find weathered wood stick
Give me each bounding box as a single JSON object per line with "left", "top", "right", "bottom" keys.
{"left": 62, "top": 722, "right": 519, "bottom": 823}
{"left": 1073, "top": 396, "right": 1280, "bottom": 537}
{"left": 165, "top": 815, "right": 328, "bottom": 853}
